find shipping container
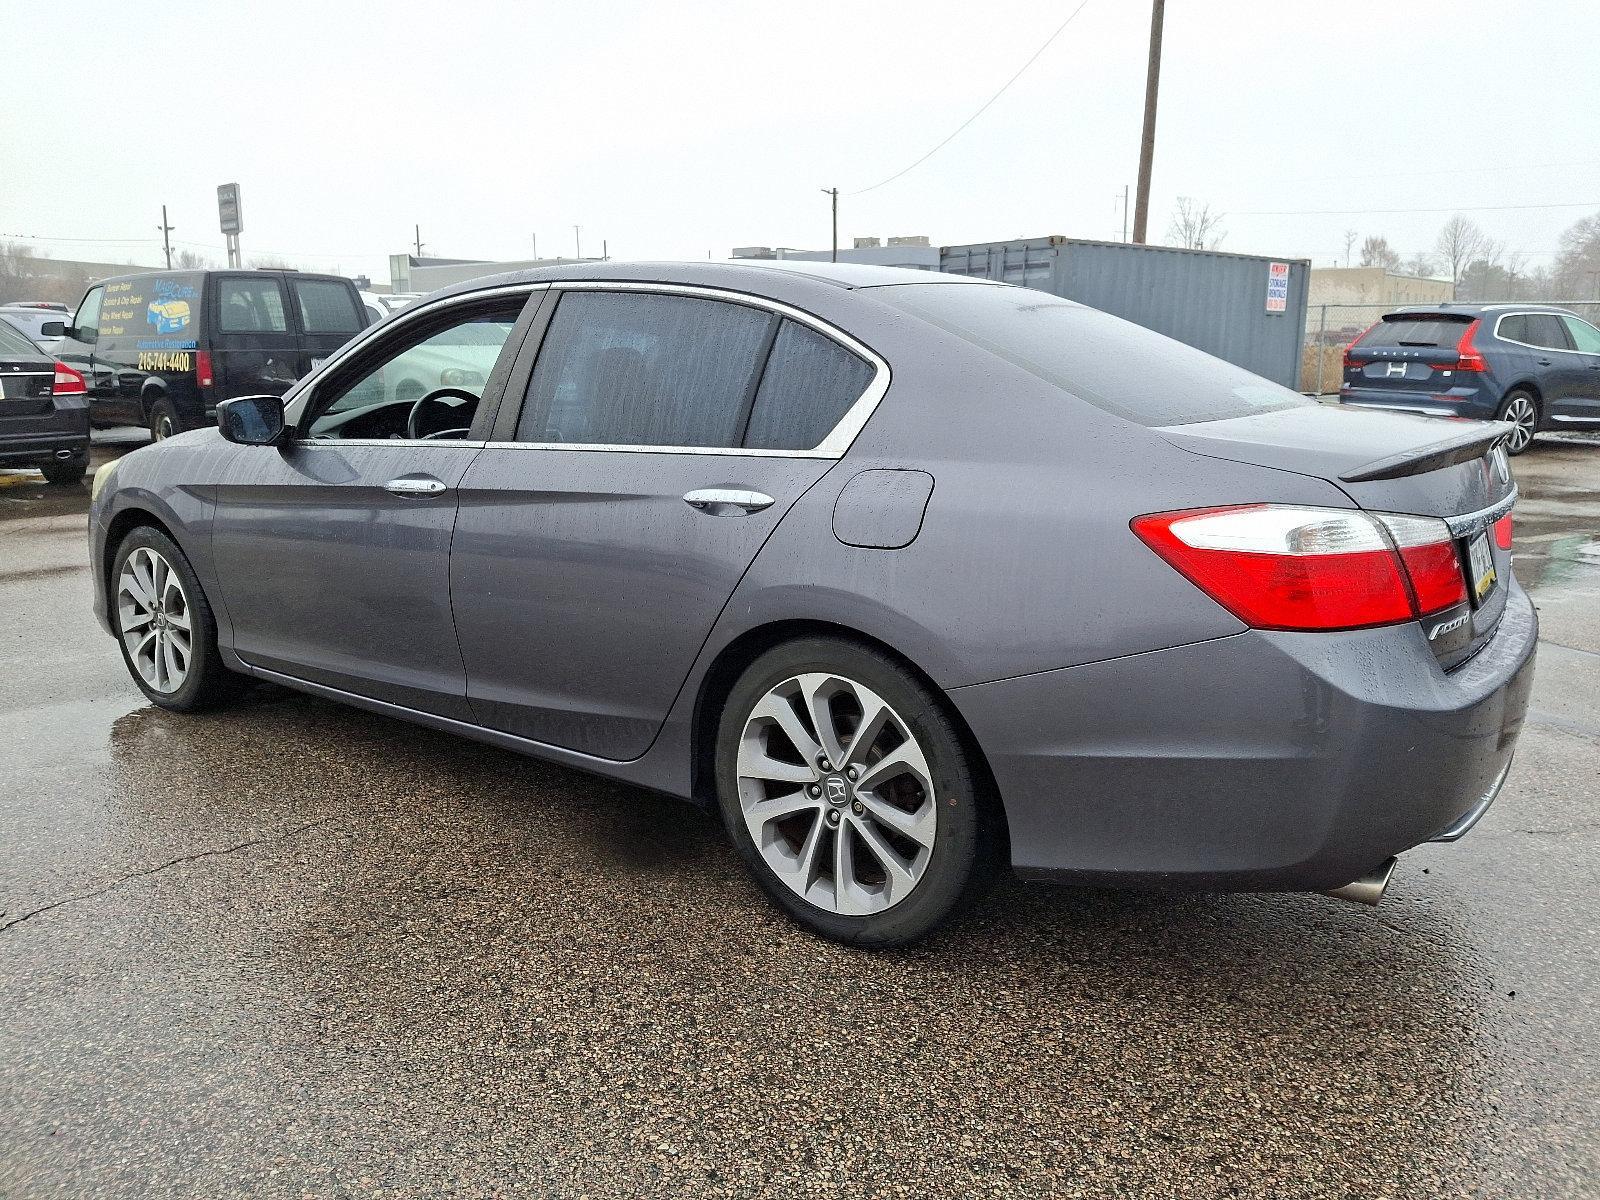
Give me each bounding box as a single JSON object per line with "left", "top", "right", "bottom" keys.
{"left": 939, "top": 236, "right": 1311, "bottom": 389}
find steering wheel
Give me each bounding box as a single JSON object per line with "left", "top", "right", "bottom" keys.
{"left": 406, "top": 388, "right": 479, "bottom": 440}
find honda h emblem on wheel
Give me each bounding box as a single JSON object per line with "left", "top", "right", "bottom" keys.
{"left": 826, "top": 777, "right": 848, "bottom": 802}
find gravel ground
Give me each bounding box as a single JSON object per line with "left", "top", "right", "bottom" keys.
{"left": 1, "top": 433, "right": 1596, "bottom": 1198}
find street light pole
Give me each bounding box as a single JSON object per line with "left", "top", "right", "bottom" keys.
{"left": 821, "top": 188, "right": 838, "bottom": 262}
{"left": 1131, "top": 0, "right": 1164, "bottom": 244}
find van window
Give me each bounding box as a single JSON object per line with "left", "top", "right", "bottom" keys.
{"left": 218, "top": 277, "right": 289, "bottom": 334}
{"left": 744, "top": 320, "right": 875, "bottom": 450}
{"left": 73, "top": 287, "right": 104, "bottom": 343}
{"left": 292, "top": 279, "right": 363, "bottom": 335}
{"left": 517, "top": 291, "right": 773, "bottom": 447}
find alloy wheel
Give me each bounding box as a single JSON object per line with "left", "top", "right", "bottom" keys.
{"left": 1503, "top": 395, "right": 1536, "bottom": 453}
{"left": 736, "top": 672, "right": 937, "bottom": 916}
{"left": 154, "top": 414, "right": 175, "bottom": 441}
{"left": 117, "top": 547, "right": 192, "bottom": 693}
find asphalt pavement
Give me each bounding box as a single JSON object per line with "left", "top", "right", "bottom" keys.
{"left": 1, "top": 431, "right": 1597, "bottom": 1198}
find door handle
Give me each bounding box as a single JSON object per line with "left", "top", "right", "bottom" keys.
{"left": 384, "top": 476, "right": 448, "bottom": 497}
{"left": 682, "top": 488, "right": 775, "bottom": 514}
{"left": 1536, "top": 358, "right": 1553, "bottom": 366}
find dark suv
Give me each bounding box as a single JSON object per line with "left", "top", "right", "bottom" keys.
{"left": 1340, "top": 303, "right": 1600, "bottom": 453}
{"left": 50, "top": 269, "right": 367, "bottom": 440}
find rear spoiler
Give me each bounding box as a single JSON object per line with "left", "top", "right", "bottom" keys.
{"left": 1339, "top": 422, "right": 1513, "bottom": 483}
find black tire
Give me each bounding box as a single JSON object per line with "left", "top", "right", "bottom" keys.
{"left": 1497, "top": 389, "right": 1540, "bottom": 455}
{"left": 714, "top": 636, "right": 992, "bottom": 948}
{"left": 110, "top": 526, "right": 243, "bottom": 712}
{"left": 149, "top": 397, "right": 181, "bottom": 442}
{"left": 40, "top": 452, "right": 88, "bottom": 485}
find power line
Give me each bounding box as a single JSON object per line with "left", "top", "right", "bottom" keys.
{"left": 849, "top": 0, "right": 1093, "bottom": 196}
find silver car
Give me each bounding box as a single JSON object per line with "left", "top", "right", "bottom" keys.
{"left": 89, "top": 261, "right": 1535, "bottom": 946}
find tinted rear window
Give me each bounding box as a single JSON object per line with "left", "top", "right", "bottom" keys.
{"left": 874, "top": 283, "right": 1308, "bottom": 427}
{"left": 1358, "top": 317, "right": 1472, "bottom": 347}
{"left": 292, "top": 279, "right": 363, "bottom": 334}
{"left": 218, "top": 277, "right": 288, "bottom": 333}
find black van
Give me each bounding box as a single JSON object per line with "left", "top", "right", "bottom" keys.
{"left": 51, "top": 270, "right": 367, "bottom": 439}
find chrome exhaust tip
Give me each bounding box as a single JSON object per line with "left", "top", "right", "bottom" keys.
{"left": 1324, "top": 857, "right": 1397, "bottom": 906}
{"left": 54, "top": 449, "right": 76, "bottom": 460}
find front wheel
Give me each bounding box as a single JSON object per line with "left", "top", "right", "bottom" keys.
{"left": 111, "top": 527, "right": 242, "bottom": 711}
{"left": 714, "top": 637, "right": 990, "bottom": 947}
{"left": 1498, "top": 390, "right": 1539, "bottom": 455}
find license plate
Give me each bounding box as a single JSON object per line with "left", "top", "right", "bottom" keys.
{"left": 1467, "top": 531, "right": 1496, "bottom": 602}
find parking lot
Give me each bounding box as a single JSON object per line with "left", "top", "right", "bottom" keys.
{"left": 1, "top": 432, "right": 1596, "bottom": 1198}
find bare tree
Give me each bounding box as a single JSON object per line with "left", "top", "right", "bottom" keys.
{"left": 1436, "top": 214, "right": 1487, "bottom": 298}
{"left": 1402, "top": 252, "right": 1440, "bottom": 279}
{"left": 1358, "top": 235, "right": 1400, "bottom": 270}
{"left": 173, "top": 248, "right": 215, "bottom": 270}
{"left": 1342, "top": 229, "right": 1359, "bottom": 268}
{"left": 1166, "top": 197, "right": 1226, "bottom": 251}
{"left": 1550, "top": 211, "right": 1600, "bottom": 298}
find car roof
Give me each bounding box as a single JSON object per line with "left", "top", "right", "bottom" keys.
{"left": 426, "top": 258, "right": 990, "bottom": 306}
{"left": 1387, "top": 302, "right": 1576, "bottom": 318}
{"left": 89, "top": 268, "right": 353, "bottom": 287}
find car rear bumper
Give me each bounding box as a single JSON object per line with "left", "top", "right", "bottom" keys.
{"left": 948, "top": 579, "right": 1537, "bottom": 892}
{"left": 1340, "top": 386, "right": 1496, "bottom": 420}
{"left": 0, "top": 428, "right": 90, "bottom": 466}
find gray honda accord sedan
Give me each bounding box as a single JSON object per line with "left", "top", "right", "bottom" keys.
{"left": 89, "top": 260, "right": 1535, "bottom": 946}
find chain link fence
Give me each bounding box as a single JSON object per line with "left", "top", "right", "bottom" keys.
{"left": 1301, "top": 301, "right": 1600, "bottom": 396}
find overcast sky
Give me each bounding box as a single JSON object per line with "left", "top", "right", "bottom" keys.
{"left": 5, "top": 0, "right": 1598, "bottom": 283}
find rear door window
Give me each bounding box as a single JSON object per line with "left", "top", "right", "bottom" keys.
{"left": 517, "top": 291, "right": 773, "bottom": 447}
{"left": 743, "top": 320, "right": 875, "bottom": 450}
{"left": 291, "top": 279, "right": 363, "bottom": 335}
{"left": 217, "top": 277, "right": 289, "bottom": 334}
{"left": 1525, "top": 313, "right": 1573, "bottom": 351}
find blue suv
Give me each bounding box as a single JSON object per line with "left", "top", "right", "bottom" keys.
{"left": 1340, "top": 303, "right": 1600, "bottom": 453}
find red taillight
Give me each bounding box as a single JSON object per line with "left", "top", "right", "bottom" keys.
{"left": 51, "top": 360, "right": 87, "bottom": 396}
{"left": 1132, "top": 505, "right": 1468, "bottom": 632}
{"left": 1494, "top": 512, "right": 1513, "bottom": 550}
{"left": 1343, "top": 321, "right": 1381, "bottom": 371}
{"left": 1454, "top": 319, "right": 1487, "bottom": 372}
{"left": 196, "top": 349, "right": 214, "bottom": 390}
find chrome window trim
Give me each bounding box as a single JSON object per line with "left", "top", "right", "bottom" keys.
{"left": 281, "top": 282, "right": 550, "bottom": 434}
{"left": 1492, "top": 310, "right": 1592, "bottom": 355}
{"left": 292, "top": 439, "right": 489, "bottom": 450}
{"left": 1442, "top": 486, "right": 1517, "bottom": 539}
{"left": 501, "top": 279, "right": 892, "bottom": 460}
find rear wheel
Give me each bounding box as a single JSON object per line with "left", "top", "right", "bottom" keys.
{"left": 714, "top": 637, "right": 988, "bottom": 947}
{"left": 1498, "top": 390, "right": 1539, "bottom": 455}
{"left": 40, "top": 452, "right": 88, "bottom": 485}
{"left": 149, "top": 398, "right": 181, "bottom": 442}
{"left": 111, "top": 527, "right": 242, "bottom": 711}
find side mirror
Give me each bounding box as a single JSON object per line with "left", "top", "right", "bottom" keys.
{"left": 39, "top": 320, "right": 65, "bottom": 338}
{"left": 217, "top": 394, "right": 287, "bottom": 446}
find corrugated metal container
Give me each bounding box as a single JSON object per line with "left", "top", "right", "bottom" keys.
{"left": 939, "top": 236, "right": 1311, "bottom": 388}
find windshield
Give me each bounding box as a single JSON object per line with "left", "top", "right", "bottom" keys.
{"left": 873, "top": 283, "right": 1311, "bottom": 427}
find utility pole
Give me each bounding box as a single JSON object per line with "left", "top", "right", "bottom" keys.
{"left": 574, "top": 225, "right": 582, "bottom": 259}
{"left": 821, "top": 188, "right": 838, "bottom": 262}
{"left": 1121, "top": 184, "right": 1130, "bottom": 242}
{"left": 157, "top": 205, "right": 175, "bottom": 269}
{"left": 602, "top": 239, "right": 609, "bottom": 261}
{"left": 1131, "top": 0, "right": 1164, "bottom": 244}
{"left": 531, "top": 233, "right": 537, "bottom": 260}
{"left": 414, "top": 224, "right": 425, "bottom": 257}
